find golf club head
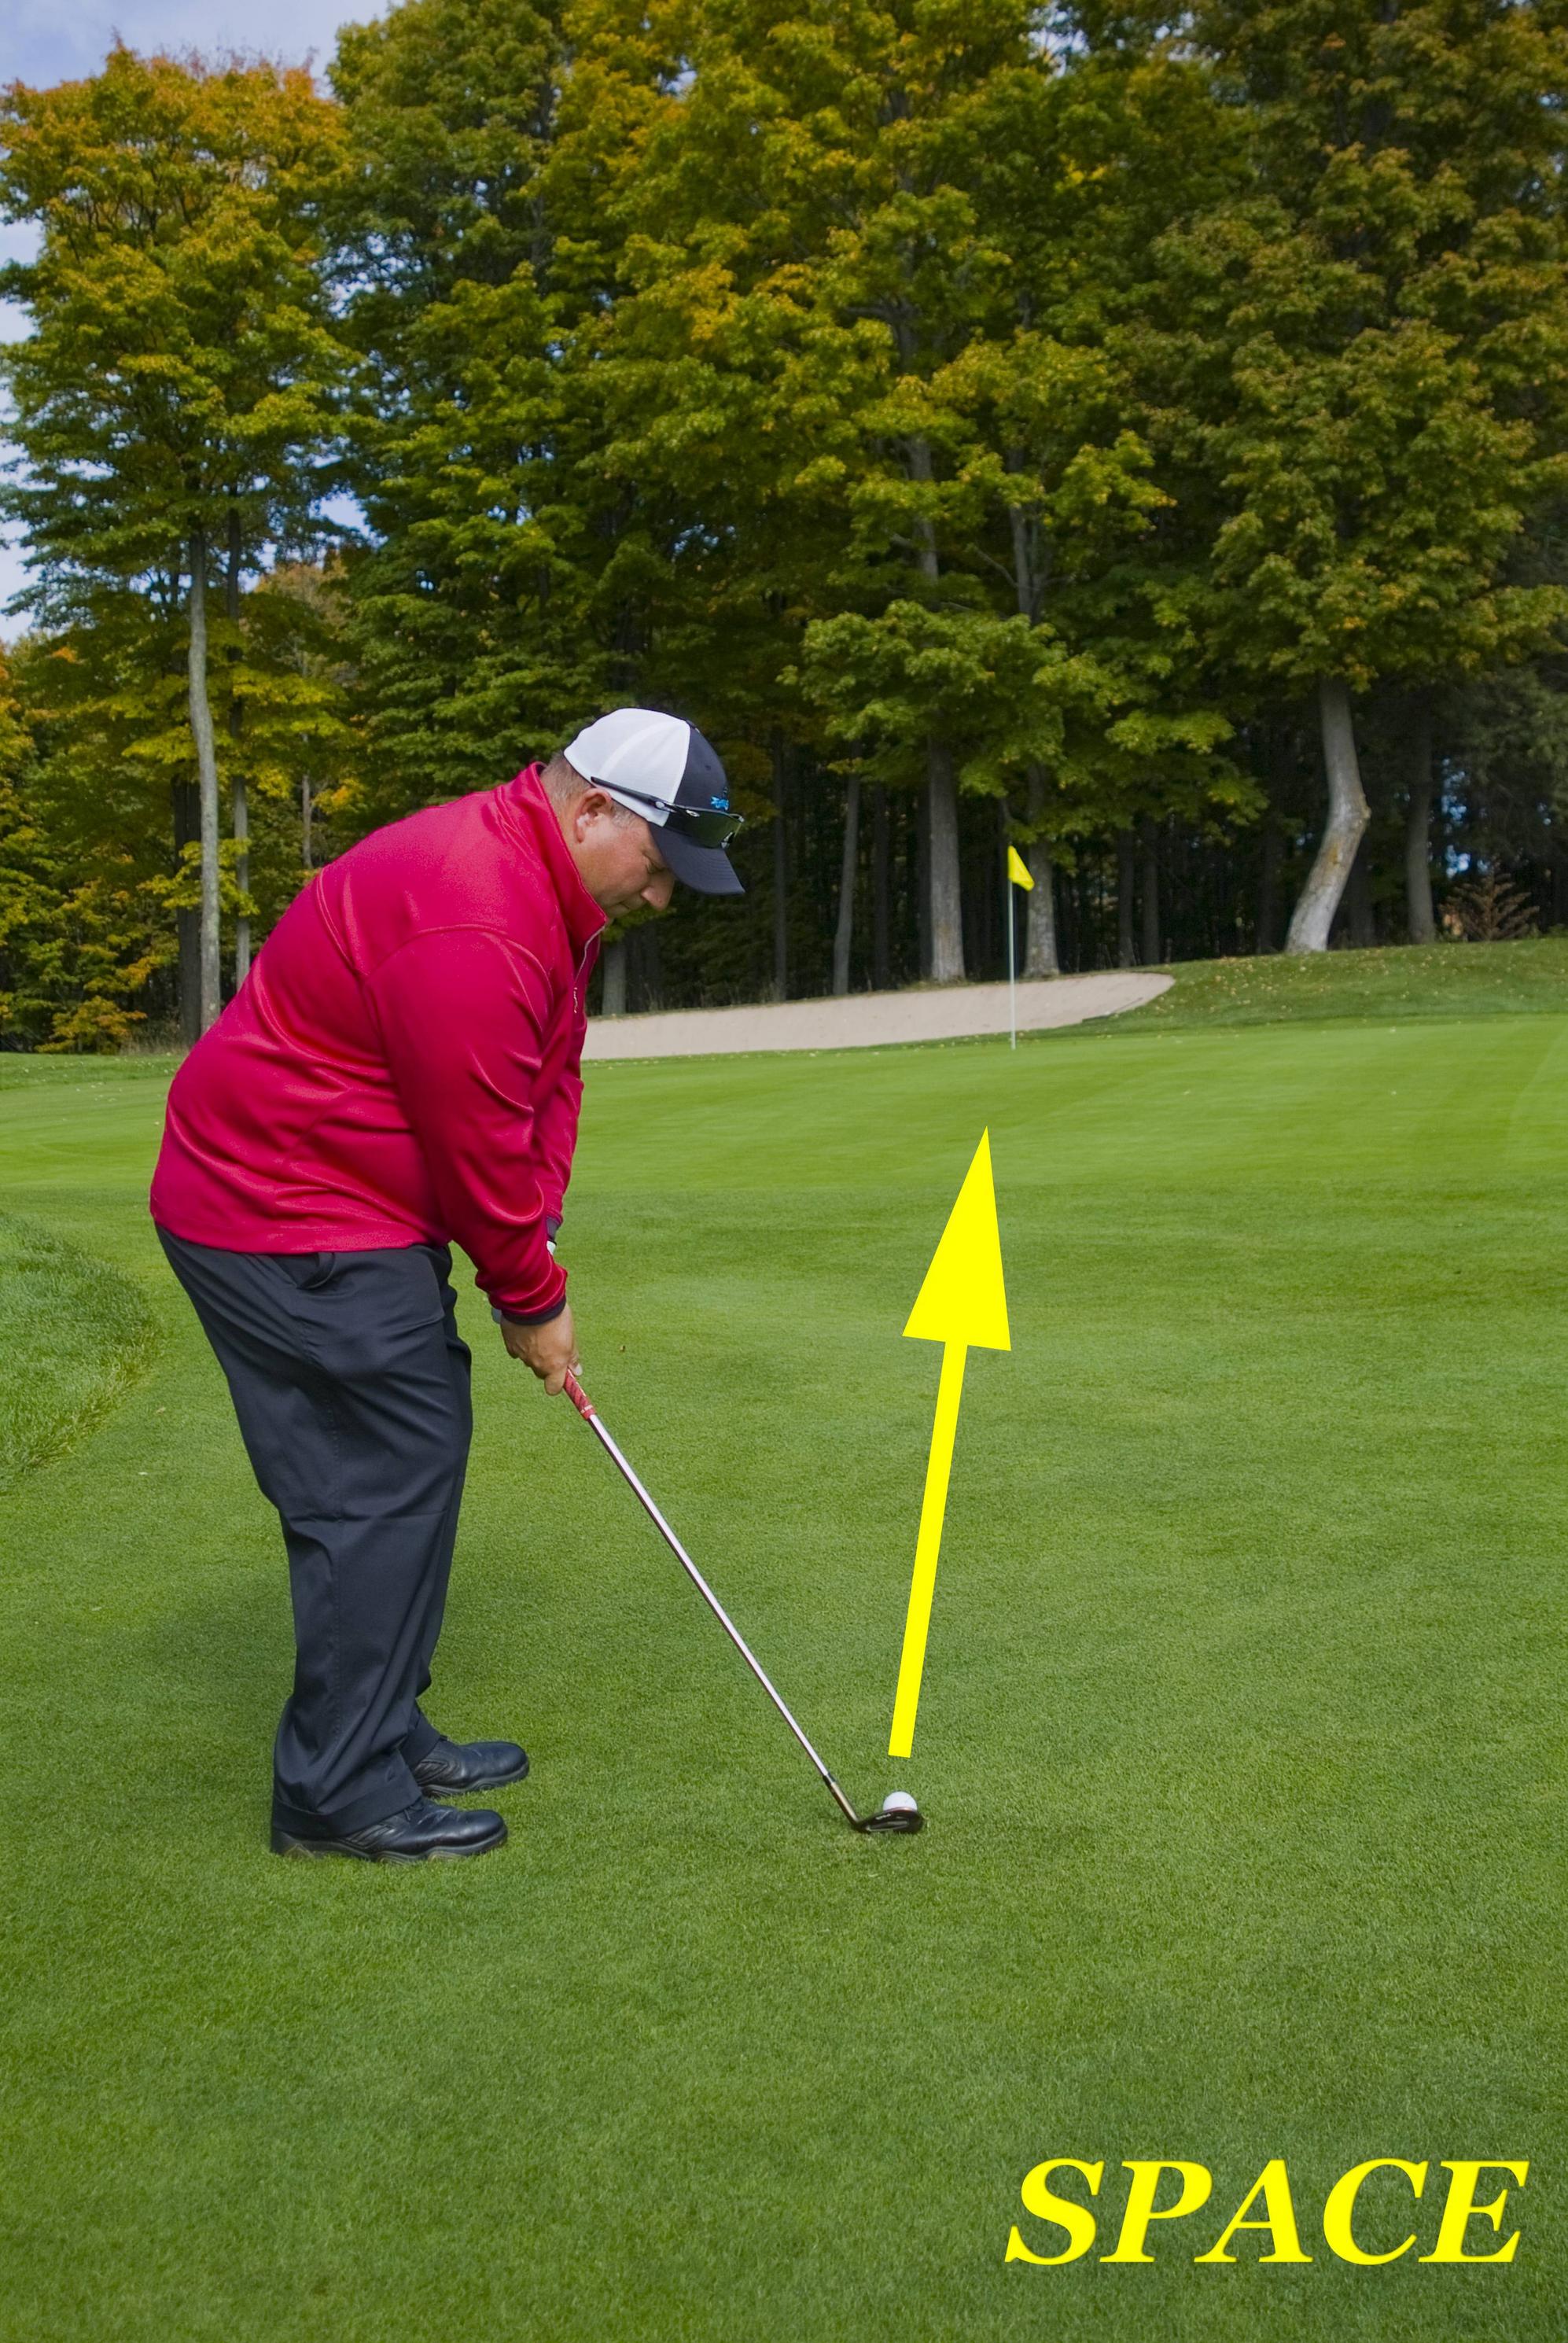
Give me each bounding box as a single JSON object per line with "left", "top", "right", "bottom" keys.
{"left": 857, "top": 1807, "right": 925, "bottom": 1834}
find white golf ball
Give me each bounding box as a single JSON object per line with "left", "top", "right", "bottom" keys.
{"left": 882, "top": 1789, "right": 918, "bottom": 1815}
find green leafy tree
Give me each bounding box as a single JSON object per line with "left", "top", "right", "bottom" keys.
{"left": 601, "top": 2, "right": 1257, "bottom": 984}
{"left": 771, "top": 0, "right": 1046, "bottom": 982}
{"left": 1120, "top": 0, "right": 1568, "bottom": 949}
{"left": 331, "top": 0, "right": 689, "bottom": 821}
{"left": 0, "top": 47, "right": 350, "bottom": 1032}
{"left": 554, "top": 0, "right": 880, "bottom": 991}
{"left": 242, "top": 561, "right": 363, "bottom": 889}
{"left": 0, "top": 633, "right": 175, "bottom": 1048}
{"left": 0, "top": 646, "right": 55, "bottom": 1042}
{"left": 571, "top": 0, "right": 1053, "bottom": 982}
{"left": 971, "top": 36, "right": 1253, "bottom": 971}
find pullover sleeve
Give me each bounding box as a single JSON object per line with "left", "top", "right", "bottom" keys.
{"left": 532, "top": 1004, "right": 587, "bottom": 1231}
{"left": 365, "top": 927, "right": 567, "bottom": 1321}
{"left": 531, "top": 934, "right": 598, "bottom": 1233}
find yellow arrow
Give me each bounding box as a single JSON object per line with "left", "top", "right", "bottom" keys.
{"left": 889, "top": 1129, "right": 1010, "bottom": 1758}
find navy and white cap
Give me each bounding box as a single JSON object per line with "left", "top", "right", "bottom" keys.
{"left": 561, "top": 709, "right": 744, "bottom": 896}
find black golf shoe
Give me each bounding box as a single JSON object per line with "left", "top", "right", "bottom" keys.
{"left": 412, "top": 1736, "right": 530, "bottom": 1796}
{"left": 271, "top": 1796, "right": 507, "bottom": 1862}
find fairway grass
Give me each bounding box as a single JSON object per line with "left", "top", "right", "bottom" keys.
{"left": 1, "top": 1004, "right": 1564, "bottom": 2341}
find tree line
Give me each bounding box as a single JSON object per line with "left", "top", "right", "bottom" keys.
{"left": 2, "top": 0, "right": 1566, "bottom": 1048}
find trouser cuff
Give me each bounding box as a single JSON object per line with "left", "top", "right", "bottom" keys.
{"left": 401, "top": 1712, "right": 444, "bottom": 1766}
{"left": 271, "top": 1773, "right": 420, "bottom": 1838}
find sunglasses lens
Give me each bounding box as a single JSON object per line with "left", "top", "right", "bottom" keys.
{"left": 674, "top": 809, "right": 742, "bottom": 849}
{"left": 599, "top": 783, "right": 742, "bottom": 851}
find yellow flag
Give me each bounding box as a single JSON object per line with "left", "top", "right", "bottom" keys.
{"left": 1007, "top": 845, "right": 1035, "bottom": 890}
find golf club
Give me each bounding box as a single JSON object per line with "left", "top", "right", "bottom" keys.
{"left": 561, "top": 1371, "right": 924, "bottom": 1836}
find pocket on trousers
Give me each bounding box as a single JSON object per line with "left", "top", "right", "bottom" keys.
{"left": 281, "top": 1251, "right": 338, "bottom": 1291}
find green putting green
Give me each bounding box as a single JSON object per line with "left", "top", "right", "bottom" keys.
{"left": 1, "top": 956, "right": 1564, "bottom": 2340}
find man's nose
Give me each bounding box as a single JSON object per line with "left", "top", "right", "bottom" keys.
{"left": 642, "top": 871, "right": 675, "bottom": 909}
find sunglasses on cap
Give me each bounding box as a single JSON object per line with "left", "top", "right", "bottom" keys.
{"left": 601, "top": 783, "right": 745, "bottom": 851}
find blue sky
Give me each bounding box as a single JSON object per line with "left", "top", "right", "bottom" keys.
{"left": 2, "top": 0, "right": 389, "bottom": 624}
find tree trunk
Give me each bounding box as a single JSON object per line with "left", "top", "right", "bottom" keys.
{"left": 1022, "top": 766, "right": 1059, "bottom": 975}
{"left": 186, "top": 526, "right": 222, "bottom": 1032}
{"left": 1139, "top": 816, "right": 1161, "bottom": 964}
{"left": 926, "top": 742, "right": 964, "bottom": 982}
{"left": 832, "top": 774, "right": 860, "bottom": 997}
{"left": 226, "top": 510, "right": 249, "bottom": 988}
{"left": 771, "top": 729, "right": 789, "bottom": 1000}
{"left": 302, "top": 776, "right": 314, "bottom": 873}
{"left": 600, "top": 936, "right": 628, "bottom": 1015}
{"left": 871, "top": 786, "right": 890, "bottom": 989}
{"left": 1285, "top": 676, "right": 1371, "bottom": 954}
{"left": 1116, "top": 828, "right": 1136, "bottom": 967}
{"left": 1405, "top": 694, "right": 1437, "bottom": 944}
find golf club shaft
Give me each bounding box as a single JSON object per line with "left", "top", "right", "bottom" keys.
{"left": 561, "top": 1372, "right": 861, "bottom": 1825}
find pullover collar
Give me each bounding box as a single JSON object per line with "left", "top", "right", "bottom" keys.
{"left": 498, "top": 764, "right": 608, "bottom": 959}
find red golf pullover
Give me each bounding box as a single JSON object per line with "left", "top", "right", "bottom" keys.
{"left": 150, "top": 767, "right": 605, "bottom": 1322}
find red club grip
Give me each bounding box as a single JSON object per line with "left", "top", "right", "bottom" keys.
{"left": 561, "top": 1370, "right": 595, "bottom": 1420}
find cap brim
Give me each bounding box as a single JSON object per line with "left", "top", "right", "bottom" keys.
{"left": 653, "top": 822, "right": 745, "bottom": 896}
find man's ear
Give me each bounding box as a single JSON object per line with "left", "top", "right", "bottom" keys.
{"left": 574, "top": 787, "right": 613, "bottom": 838}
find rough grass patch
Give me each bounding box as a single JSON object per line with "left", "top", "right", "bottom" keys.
{"left": 0, "top": 1213, "right": 156, "bottom": 1491}
{"left": 1114, "top": 934, "right": 1568, "bottom": 1030}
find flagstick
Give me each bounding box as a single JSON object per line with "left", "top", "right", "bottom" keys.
{"left": 1007, "top": 875, "right": 1017, "bottom": 1051}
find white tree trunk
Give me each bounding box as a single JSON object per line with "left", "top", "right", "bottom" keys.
{"left": 832, "top": 773, "right": 860, "bottom": 996}
{"left": 1284, "top": 676, "right": 1370, "bottom": 954}
{"left": 302, "top": 775, "right": 314, "bottom": 872}
{"left": 926, "top": 742, "right": 964, "bottom": 982}
{"left": 187, "top": 527, "right": 223, "bottom": 1032}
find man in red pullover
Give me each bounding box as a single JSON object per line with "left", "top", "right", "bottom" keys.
{"left": 152, "top": 709, "right": 742, "bottom": 1862}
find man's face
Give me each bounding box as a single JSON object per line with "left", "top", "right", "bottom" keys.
{"left": 565, "top": 788, "right": 676, "bottom": 918}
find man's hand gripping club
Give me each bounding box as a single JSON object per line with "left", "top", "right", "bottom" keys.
{"left": 501, "top": 1302, "right": 580, "bottom": 1396}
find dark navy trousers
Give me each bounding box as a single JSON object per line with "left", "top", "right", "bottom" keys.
{"left": 158, "top": 1229, "right": 473, "bottom": 1833}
